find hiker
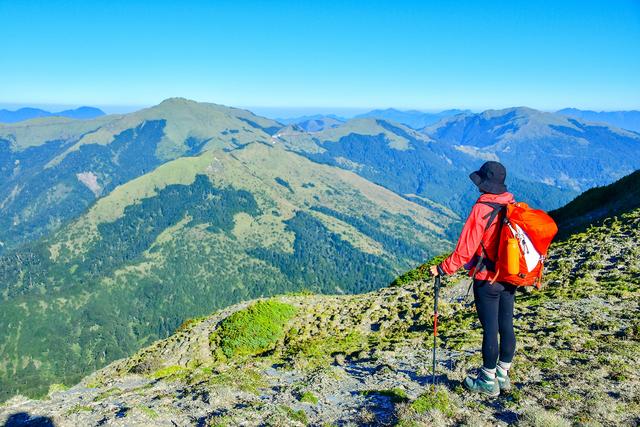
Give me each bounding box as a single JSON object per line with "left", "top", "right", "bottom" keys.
{"left": 430, "top": 161, "right": 515, "bottom": 397}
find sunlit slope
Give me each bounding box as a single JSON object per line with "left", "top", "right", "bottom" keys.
{"left": 0, "top": 98, "right": 281, "bottom": 251}
{"left": 0, "top": 142, "right": 454, "bottom": 400}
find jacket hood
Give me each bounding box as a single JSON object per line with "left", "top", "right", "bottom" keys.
{"left": 477, "top": 192, "right": 515, "bottom": 204}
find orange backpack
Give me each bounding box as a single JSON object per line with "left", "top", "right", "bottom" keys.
{"left": 490, "top": 202, "right": 558, "bottom": 288}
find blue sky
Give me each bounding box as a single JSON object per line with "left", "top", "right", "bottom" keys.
{"left": 1, "top": 0, "right": 639, "bottom": 114}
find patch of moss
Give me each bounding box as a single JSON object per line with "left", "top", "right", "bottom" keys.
{"left": 506, "top": 386, "right": 523, "bottom": 405}
{"left": 281, "top": 405, "right": 308, "bottom": 425}
{"left": 208, "top": 366, "right": 267, "bottom": 394}
{"left": 150, "top": 365, "right": 190, "bottom": 380}
{"left": 85, "top": 379, "right": 103, "bottom": 389}
{"left": 93, "top": 387, "right": 121, "bottom": 401}
{"left": 66, "top": 404, "right": 93, "bottom": 415}
{"left": 47, "top": 383, "right": 68, "bottom": 395}
{"left": 175, "top": 316, "right": 206, "bottom": 333}
{"left": 299, "top": 391, "right": 319, "bottom": 404}
{"left": 208, "top": 416, "right": 232, "bottom": 427}
{"left": 210, "top": 299, "right": 297, "bottom": 359}
{"left": 132, "top": 405, "right": 159, "bottom": 419}
{"left": 285, "top": 330, "right": 369, "bottom": 367}
{"left": 410, "top": 388, "right": 453, "bottom": 417}
{"left": 360, "top": 388, "right": 408, "bottom": 403}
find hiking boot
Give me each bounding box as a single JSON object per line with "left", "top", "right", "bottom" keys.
{"left": 496, "top": 368, "right": 511, "bottom": 392}
{"left": 463, "top": 369, "right": 500, "bottom": 397}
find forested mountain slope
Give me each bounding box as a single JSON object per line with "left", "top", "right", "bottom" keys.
{"left": 278, "top": 117, "right": 578, "bottom": 214}
{"left": 0, "top": 98, "right": 280, "bottom": 251}
{"left": 550, "top": 169, "right": 640, "bottom": 238}
{"left": 3, "top": 206, "right": 637, "bottom": 426}
{"left": 0, "top": 142, "right": 455, "bottom": 401}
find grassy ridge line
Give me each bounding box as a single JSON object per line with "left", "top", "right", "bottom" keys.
{"left": 0, "top": 115, "right": 116, "bottom": 149}
{"left": 46, "top": 98, "right": 280, "bottom": 166}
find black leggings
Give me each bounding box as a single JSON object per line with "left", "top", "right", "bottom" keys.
{"left": 473, "top": 279, "right": 516, "bottom": 369}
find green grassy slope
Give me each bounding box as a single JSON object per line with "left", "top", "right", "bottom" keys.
{"left": 0, "top": 142, "right": 455, "bottom": 401}
{"left": 550, "top": 169, "right": 640, "bottom": 238}
{"left": 0, "top": 98, "right": 281, "bottom": 252}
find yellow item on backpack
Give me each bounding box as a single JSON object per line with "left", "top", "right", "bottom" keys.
{"left": 506, "top": 238, "right": 520, "bottom": 275}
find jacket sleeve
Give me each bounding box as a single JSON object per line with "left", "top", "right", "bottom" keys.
{"left": 439, "top": 203, "right": 487, "bottom": 275}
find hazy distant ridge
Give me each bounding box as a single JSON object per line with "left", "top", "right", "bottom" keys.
{"left": 557, "top": 108, "right": 640, "bottom": 133}
{"left": 0, "top": 106, "right": 106, "bottom": 123}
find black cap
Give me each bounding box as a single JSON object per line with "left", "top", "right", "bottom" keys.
{"left": 469, "top": 161, "right": 507, "bottom": 194}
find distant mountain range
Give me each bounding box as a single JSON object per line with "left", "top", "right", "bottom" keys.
{"left": 276, "top": 114, "right": 346, "bottom": 125}
{"left": 355, "top": 108, "right": 471, "bottom": 129}
{"left": 1, "top": 98, "right": 639, "bottom": 400}
{"left": 277, "top": 107, "right": 640, "bottom": 134}
{"left": 278, "top": 109, "right": 471, "bottom": 130}
{"left": 423, "top": 107, "right": 640, "bottom": 191}
{"left": 0, "top": 106, "right": 106, "bottom": 123}
{"left": 288, "top": 116, "right": 345, "bottom": 132}
{"left": 278, "top": 106, "right": 640, "bottom": 215}
{"left": 557, "top": 108, "right": 640, "bottom": 133}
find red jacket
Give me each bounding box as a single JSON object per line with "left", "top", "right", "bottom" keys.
{"left": 440, "top": 192, "right": 515, "bottom": 280}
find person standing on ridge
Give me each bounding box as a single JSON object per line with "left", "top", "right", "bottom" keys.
{"left": 430, "top": 161, "right": 516, "bottom": 397}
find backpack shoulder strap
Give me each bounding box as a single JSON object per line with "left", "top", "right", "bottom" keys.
{"left": 478, "top": 201, "right": 506, "bottom": 232}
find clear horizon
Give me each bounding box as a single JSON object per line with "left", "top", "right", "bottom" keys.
{"left": 1, "top": 100, "right": 639, "bottom": 119}
{"left": 1, "top": 1, "right": 639, "bottom": 112}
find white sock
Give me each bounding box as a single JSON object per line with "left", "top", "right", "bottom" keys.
{"left": 497, "top": 361, "right": 511, "bottom": 375}
{"left": 482, "top": 367, "right": 496, "bottom": 379}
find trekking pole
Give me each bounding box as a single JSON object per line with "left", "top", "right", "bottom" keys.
{"left": 432, "top": 274, "right": 441, "bottom": 387}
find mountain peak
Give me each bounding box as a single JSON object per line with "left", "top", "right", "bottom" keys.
{"left": 157, "top": 97, "right": 200, "bottom": 107}
{"left": 478, "top": 106, "right": 540, "bottom": 118}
